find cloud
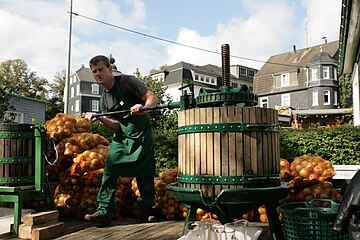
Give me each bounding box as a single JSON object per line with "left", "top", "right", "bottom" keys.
{"left": 0, "top": 0, "right": 342, "bottom": 83}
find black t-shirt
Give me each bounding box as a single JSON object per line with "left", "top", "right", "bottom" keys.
{"left": 101, "top": 75, "right": 148, "bottom": 112}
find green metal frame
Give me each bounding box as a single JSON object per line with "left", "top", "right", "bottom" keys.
{"left": 0, "top": 124, "right": 54, "bottom": 235}
{"left": 168, "top": 182, "right": 291, "bottom": 240}
{"left": 177, "top": 174, "right": 281, "bottom": 186}
{"left": 177, "top": 123, "right": 280, "bottom": 134}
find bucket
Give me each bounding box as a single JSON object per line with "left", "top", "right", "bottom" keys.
{"left": 177, "top": 106, "right": 280, "bottom": 196}
{"left": 0, "top": 123, "right": 35, "bottom": 187}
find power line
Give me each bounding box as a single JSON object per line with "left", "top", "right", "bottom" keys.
{"left": 72, "top": 11, "right": 299, "bottom": 68}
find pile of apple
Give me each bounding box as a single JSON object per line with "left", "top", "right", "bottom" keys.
{"left": 46, "top": 113, "right": 91, "bottom": 141}
{"left": 280, "top": 155, "right": 335, "bottom": 184}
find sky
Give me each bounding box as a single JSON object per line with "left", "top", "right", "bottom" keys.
{"left": 0, "top": 0, "right": 342, "bottom": 82}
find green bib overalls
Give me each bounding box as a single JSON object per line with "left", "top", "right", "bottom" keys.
{"left": 96, "top": 80, "right": 155, "bottom": 217}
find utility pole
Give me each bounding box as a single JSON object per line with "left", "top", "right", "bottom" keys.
{"left": 64, "top": 0, "right": 73, "bottom": 114}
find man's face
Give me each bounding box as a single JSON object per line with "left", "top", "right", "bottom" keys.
{"left": 90, "top": 61, "right": 113, "bottom": 85}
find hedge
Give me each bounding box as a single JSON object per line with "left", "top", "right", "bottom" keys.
{"left": 280, "top": 126, "right": 360, "bottom": 165}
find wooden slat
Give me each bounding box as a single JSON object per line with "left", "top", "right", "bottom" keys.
{"left": 177, "top": 111, "right": 185, "bottom": 188}
{"left": 256, "top": 108, "right": 264, "bottom": 176}
{"left": 228, "top": 106, "right": 236, "bottom": 189}
{"left": 185, "top": 110, "right": 191, "bottom": 189}
{"left": 200, "top": 107, "right": 207, "bottom": 176}
{"left": 213, "top": 107, "right": 221, "bottom": 195}
{"left": 221, "top": 106, "right": 229, "bottom": 190}
{"left": 235, "top": 107, "right": 244, "bottom": 189}
{"left": 243, "top": 107, "right": 251, "bottom": 174}
{"left": 188, "top": 109, "right": 195, "bottom": 189}
{"left": 262, "top": 108, "right": 269, "bottom": 176}
{"left": 194, "top": 108, "right": 201, "bottom": 189}
{"left": 204, "top": 107, "right": 214, "bottom": 198}
{"left": 250, "top": 107, "right": 257, "bottom": 175}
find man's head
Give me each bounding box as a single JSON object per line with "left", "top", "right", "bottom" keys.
{"left": 89, "top": 55, "right": 114, "bottom": 90}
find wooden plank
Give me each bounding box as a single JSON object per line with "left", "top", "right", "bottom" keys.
{"left": 194, "top": 108, "right": 201, "bottom": 189}
{"left": 256, "top": 108, "right": 264, "bottom": 176}
{"left": 235, "top": 107, "right": 244, "bottom": 189}
{"left": 31, "top": 222, "right": 65, "bottom": 240}
{"left": 23, "top": 210, "right": 59, "bottom": 226}
{"left": 204, "top": 107, "right": 214, "bottom": 198}
{"left": 177, "top": 111, "right": 185, "bottom": 187}
{"left": 243, "top": 107, "right": 251, "bottom": 174}
{"left": 213, "top": 107, "right": 221, "bottom": 195}
{"left": 228, "top": 106, "right": 236, "bottom": 189}
{"left": 185, "top": 110, "right": 191, "bottom": 189}
{"left": 200, "top": 107, "right": 207, "bottom": 176}
{"left": 262, "top": 108, "right": 269, "bottom": 176}
{"left": 188, "top": 109, "right": 195, "bottom": 189}
{"left": 221, "top": 106, "right": 229, "bottom": 190}
{"left": 250, "top": 107, "right": 257, "bottom": 175}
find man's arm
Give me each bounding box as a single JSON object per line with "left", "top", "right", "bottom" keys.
{"left": 130, "top": 90, "right": 158, "bottom": 115}
{"left": 84, "top": 113, "right": 120, "bottom": 132}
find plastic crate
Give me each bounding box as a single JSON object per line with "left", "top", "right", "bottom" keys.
{"left": 277, "top": 199, "right": 349, "bottom": 240}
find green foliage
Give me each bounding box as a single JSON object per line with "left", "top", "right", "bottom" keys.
{"left": 280, "top": 126, "right": 360, "bottom": 164}
{"left": 0, "top": 59, "right": 49, "bottom": 121}
{"left": 339, "top": 73, "right": 353, "bottom": 108}
{"left": 134, "top": 68, "right": 178, "bottom": 174}
{"left": 46, "top": 70, "right": 65, "bottom": 120}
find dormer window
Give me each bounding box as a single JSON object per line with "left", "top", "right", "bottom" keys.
{"left": 281, "top": 73, "right": 290, "bottom": 87}
{"left": 311, "top": 68, "right": 319, "bottom": 81}
{"left": 323, "top": 67, "right": 330, "bottom": 79}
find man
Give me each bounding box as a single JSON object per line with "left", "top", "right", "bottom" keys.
{"left": 84, "top": 55, "right": 158, "bottom": 226}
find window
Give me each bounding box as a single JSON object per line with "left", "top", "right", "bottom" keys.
{"left": 323, "top": 90, "right": 330, "bottom": 105}
{"left": 4, "top": 111, "right": 24, "bottom": 123}
{"left": 311, "top": 68, "right": 318, "bottom": 81}
{"left": 240, "top": 68, "right": 247, "bottom": 75}
{"left": 323, "top": 67, "right": 330, "bottom": 79}
{"left": 231, "top": 82, "right": 238, "bottom": 88}
{"left": 200, "top": 76, "right": 204, "bottom": 82}
{"left": 70, "top": 86, "right": 74, "bottom": 98}
{"left": 248, "top": 70, "right": 255, "bottom": 77}
{"left": 312, "top": 91, "right": 318, "bottom": 106}
{"left": 194, "top": 74, "right": 199, "bottom": 81}
{"left": 76, "top": 84, "right": 80, "bottom": 96}
{"left": 281, "top": 94, "right": 290, "bottom": 106}
{"left": 205, "top": 77, "right": 209, "bottom": 83}
{"left": 281, "top": 73, "right": 290, "bottom": 87}
{"left": 333, "top": 68, "right": 338, "bottom": 80}
{"left": 210, "top": 78, "right": 215, "bottom": 84}
{"left": 334, "top": 90, "right": 338, "bottom": 105}
{"left": 259, "top": 97, "right": 268, "bottom": 108}
{"left": 91, "top": 100, "right": 99, "bottom": 111}
{"left": 92, "top": 84, "right": 99, "bottom": 94}
{"left": 75, "top": 100, "right": 80, "bottom": 112}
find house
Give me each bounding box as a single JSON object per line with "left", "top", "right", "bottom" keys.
{"left": 339, "top": 0, "right": 360, "bottom": 126}
{"left": 4, "top": 94, "right": 47, "bottom": 124}
{"left": 150, "top": 62, "right": 257, "bottom": 102}
{"left": 65, "top": 55, "right": 121, "bottom": 116}
{"left": 254, "top": 41, "right": 340, "bottom": 110}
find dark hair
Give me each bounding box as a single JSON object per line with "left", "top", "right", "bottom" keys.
{"left": 89, "top": 55, "right": 110, "bottom": 67}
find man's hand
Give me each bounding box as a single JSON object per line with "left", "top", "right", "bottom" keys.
{"left": 130, "top": 104, "right": 144, "bottom": 115}
{"left": 84, "top": 112, "right": 97, "bottom": 122}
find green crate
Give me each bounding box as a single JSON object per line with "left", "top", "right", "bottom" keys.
{"left": 277, "top": 199, "right": 349, "bottom": 240}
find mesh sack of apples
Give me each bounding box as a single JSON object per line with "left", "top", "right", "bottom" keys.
{"left": 280, "top": 155, "right": 336, "bottom": 185}
{"left": 46, "top": 113, "right": 91, "bottom": 141}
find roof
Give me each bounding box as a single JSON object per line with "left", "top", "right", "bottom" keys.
{"left": 293, "top": 108, "right": 353, "bottom": 116}
{"left": 76, "top": 66, "right": 96, "bottom": 83}
{"left": 10, "top": 93, "right": 48, "bottom": 104}
{"left": 306, "top": 51, "right": 338, "bottom": 67}
{"left": 256, "top": 41, "right": 339, "bottom": 77}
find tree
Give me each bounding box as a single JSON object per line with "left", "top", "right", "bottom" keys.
{"left": 46, "top": 70, "right": 65, "bottom": 120}
{"left": 0, "top": 59, "right": 49, "bottom": 122}
{"left": 134, "top": 68, "right": 178, "bottom": 173}
{"left": 0, "top": 59, "right": 48, "bottom": 99}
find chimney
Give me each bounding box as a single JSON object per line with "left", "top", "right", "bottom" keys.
{"left": 293, "top": 45, "right": 296, "bottom": 53}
